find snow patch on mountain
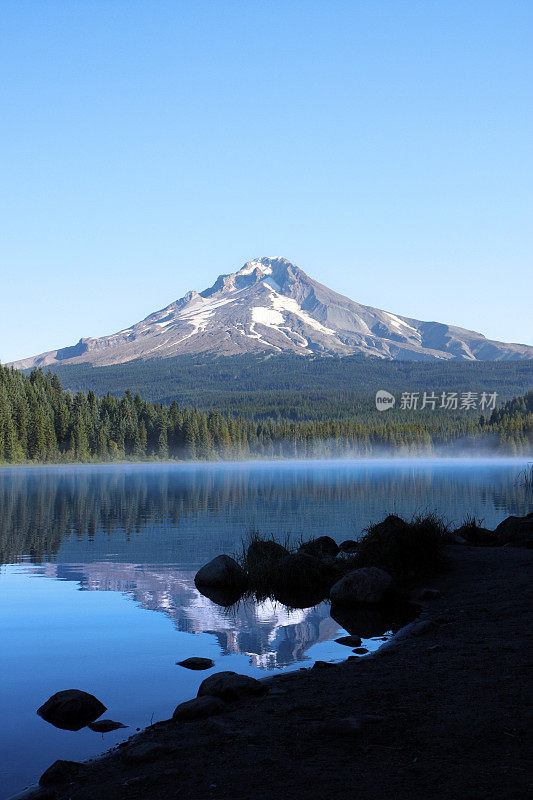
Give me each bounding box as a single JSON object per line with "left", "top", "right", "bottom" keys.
{"left": 270, "top": 292, "right": 337, "bottom": 337}
{"left": 246, "top": 321, "right": 282, "bottom": 351}
{"left": 252, "top": 307, "right": 285, "bottom": 326}
{"left": 383, "top": 311, "right": 420, "bottom": 337}
{"left": 251, "top": 302, "right": 313, "bottom": 351}
{"left": 176, "top": 296, "right": 237, "bottom": 341}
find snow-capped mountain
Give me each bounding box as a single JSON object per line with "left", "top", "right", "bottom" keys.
{"left": 10, "top": 257, "right": 533, "bottom": 367}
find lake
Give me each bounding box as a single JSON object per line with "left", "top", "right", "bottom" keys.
{"left": 0, "top": 458, "right": 530, "bottom": 798}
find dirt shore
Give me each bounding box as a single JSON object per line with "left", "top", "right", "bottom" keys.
{"left": 31, "top": 545, "right": 532, "bottom": 800}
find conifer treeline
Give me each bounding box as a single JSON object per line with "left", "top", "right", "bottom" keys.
{"left": 0, "top": 365, "right": 531, "bottom": 463}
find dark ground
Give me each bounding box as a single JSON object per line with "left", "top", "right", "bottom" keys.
{"left": 32, "top": 546, "right": 532, "bottom": 800}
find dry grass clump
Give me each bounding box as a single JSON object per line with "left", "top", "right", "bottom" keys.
{"left": 356, "top": 513, "right": 448, "bottom": 579}
{"left": 454, "top": 514, "right": 500, "bottom": 546}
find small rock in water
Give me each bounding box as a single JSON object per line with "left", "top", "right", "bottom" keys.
{"left": 352, "top": 647, "right": 369, "bottom": 655}
{"left": 176, "top": 657, "right": 215, "bottom": 671}
{"left": 335, "top": 635, "right": 362, "bottom": 647}
{"left": 87, "top": 719, "right": 128, "bottom": 732}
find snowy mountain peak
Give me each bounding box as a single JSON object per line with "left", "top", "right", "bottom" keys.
{"left": 237, "top": 258, "right": 274, "bottom": 276}
{"left": 9, "top": 257, "right": 533, "bottom": 369}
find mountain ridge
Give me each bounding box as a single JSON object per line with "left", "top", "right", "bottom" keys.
{"left": 9, "top": 257, "right": 533, "bottom": 368}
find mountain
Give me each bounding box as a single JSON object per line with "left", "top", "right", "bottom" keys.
{"left": 10, "top": 257, "right": 533, "bottom": 368}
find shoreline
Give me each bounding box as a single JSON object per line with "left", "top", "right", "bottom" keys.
{"left": 19, "top": 543, "right": 532, "bottom": 800}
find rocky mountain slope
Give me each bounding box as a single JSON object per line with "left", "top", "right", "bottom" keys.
{"left": 10, "top": 257, "right": 533, "bottom": 367}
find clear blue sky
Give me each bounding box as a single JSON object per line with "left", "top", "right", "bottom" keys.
{"left": 1, "top": 0, "right": 532, "bottom": 363}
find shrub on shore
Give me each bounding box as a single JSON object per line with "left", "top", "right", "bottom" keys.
{"left": 239, "top": 532, "right": 343, "bottom": 605}
{"left": 239, "top": 531, "right": 289, "bottom": 597}
{"left": 355, "top": 513, "right": 448, "bottom": 579}
{"left": 454, "top": 515, "right": 500, "bottom": 546}
{"left": 226, "top": 514, "right": 448, "bottom": 608}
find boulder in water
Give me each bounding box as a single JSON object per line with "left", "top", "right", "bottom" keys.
{"left": 37, "top": 689, "right": 106, "bottom": 731}
{"left": 176, "top": 657, "right": 215, "bottom": 671}
{"left": 194, "top": 555, "right": 247, "bottom": 591}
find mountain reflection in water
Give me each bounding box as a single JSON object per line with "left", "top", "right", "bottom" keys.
{"left": 34, "top": 562, "right": 341, "bottom": 669}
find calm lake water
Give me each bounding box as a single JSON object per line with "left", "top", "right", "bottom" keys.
{"left": 0, "top": 458, "right": 531, "bottom": 798}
